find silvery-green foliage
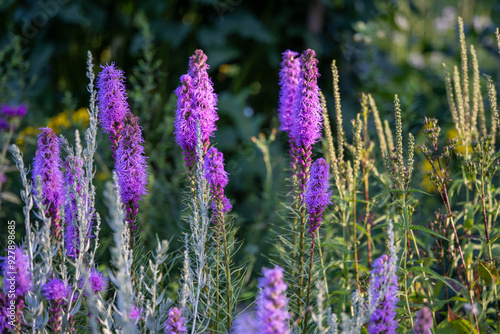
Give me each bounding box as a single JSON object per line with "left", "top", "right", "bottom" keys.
{"left": 326, "top": 311, "right": 338, "bottom": 334}
{"left": 105, "top": 174, "right": 137, "bottom": 334}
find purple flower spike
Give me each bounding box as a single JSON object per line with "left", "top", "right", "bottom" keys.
{"left": 278, "top": 50, "right": 300, "bottom": 132}
{"left": 63, "top": 155, "right": 86, "bottom": 258}
{"left": 368, "top": 254, "right": 399, "bottom": 334}
{"left": 97, "top": 63, "right": 129, "bottom": 156}
{"left": 115, "top": 112, "right": 148, "bottom": 230}
{"left": 257, "top": 265, "right": 290, "bottom": 334}
{"left": 164, "top": 307, "right": 188, "bottom": 334}
{"left": 1, "top": 104, "right": 27, "bottom": 118}
{"left": 204, "top": 147, "right": 232, "bottom": 224}
{"left": 33, "top": 127, "right": 64, "bottom": 240}
{"left": 1, "top": 245, "right": 32, "bottom": 297}
{"left": 306, "top": 158, "right": 331, "bottom": 236}
{"left": 290, "top": 49, "right": 322, "bottom": 149}
{"left": 413, "top": 307, "right": 432, "bottom": 334}
{"left": 130, "top": 305, "right": 142, "bottom": 321}
{"left": 188, "top": 49, "right": 219, "bottom": 147}
{"left": 42, "top": 278, "right": 69, "bottom": 334}
{"left": 174, "top": 74, "right": 197, "bottom": 164}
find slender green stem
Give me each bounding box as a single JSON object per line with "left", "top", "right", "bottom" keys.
{"left": 221, "top": 220, "right": 233, "bottom": 329}
{"left": 297, "top": 205, "right": 307, "bottom": 318}
{"left": 303, "top": 236, "right": 316, "bottom": 333}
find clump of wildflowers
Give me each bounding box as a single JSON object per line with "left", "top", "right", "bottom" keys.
{"left": 115, "top": 112, "right": 148, "bottom": 231}
{"left": 204, "top": 147, "right": 231, "bottom": 224}
{"left": 164, "top": 307, "right": 188, "bottom": 334}
{"left": 305, "top": 158, "right": 332, "bottom": 236}
{"left": 367, "top": 254, "right": 399, "bottom": 334}
{"left": 97, "top": 63, "right": 129, "bottom": 157}
{"left": 42, "top": 278, "right": 69, "bottom": 334}
{"left": 257, "top": 265, "right": 290, "bottom": 334}
{"left": 413, "top": 307, "right": 432, "bottom": 334}
{"left": 32, "top": 127, "right": 64, "bottom": 241}
{"left": 1, "top": 104, "right": 27, "bottom": 118}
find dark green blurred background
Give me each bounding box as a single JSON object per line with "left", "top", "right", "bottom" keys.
{"left": 2, "top": 0, "right": 500, "bottom": 270}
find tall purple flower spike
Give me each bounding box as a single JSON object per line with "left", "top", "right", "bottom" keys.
{"left": 204, "top": 147, "right": 232, "bottom": 225}
{"left": 164, "top": 307, "right": 188, "bottom": 334}
{"left": 278, "top": 50, "right": 300, "bottom": 133}
{"left": 97, "top": 63, "right": 129, "bottom": 157}
{"left": 368, "top": 254, "right": 399, "bottom": 334}
{"left": 174, "top": 50, "right": 219, "bottom": 178}
{"left": 257, "top": 265, "right": 290, "bottom": 334}
{"left": 115, "top": 112, "right": 148, "bottom": 231}
{"left": 413, "top": 307, "right": 432, "bottom": 334}
{"left": 32, "top": 127, "right": 64, "bottom": 241}
{"left": 42, "top": 278, "right": 70, "bottom": 334}
{"left": 305, "top": 158, "right": 331, "bottom": 236}
{"left": 63, "top": 155, "right": 88, "bottom": 258}
{"left": 289, "top": 49, "right": 322, "bottom": 198}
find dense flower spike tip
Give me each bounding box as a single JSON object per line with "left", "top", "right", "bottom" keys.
{"left": 174, "top": 74, "right": 197, "bottom": 152}
{"left": 306, "top": 158, "right": 332, "bottom": 235}
{"left": 115, "top": 112, "right": 149, "bottom": 228}
{"left": 1, "top": 245, "right": 32, "bottom": 296}
{"left": 290, "top": 49, "right": 322, "bottom": 148}
{"left": 97, "top": 62, "right": 129, "bottom": 155}
{"left": 278, "top": 50, "right": 300, "bottom": 132}
{"left": 413, "top": 307, "right": 432, "bottom": 334}
{"left": 164, "top": 307, "right": 188, "bottom": 334}
{"left": 204, "top": 147, "right": 232, "bottom": 224}
{"left": 188, "top": 49, "right": 219, "bottom": 146}
{"left": 64, "top": 155, "right": 85, "bottom": 258}
{"left": 257, "top": 265, "right": 290, "bottom": 334}
{"left": 79, "top": 268, "right": 109, "bottom": 296}
{"left": 42, "top": 278, "right": 69, "bottom": 334}
{"left": 368, "top": 254, "right": 399, "bottom": 334}
{"left": 32, "top": 127, "right": 64, "bottom": 238}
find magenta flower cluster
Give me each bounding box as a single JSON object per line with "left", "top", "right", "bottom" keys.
{"left": 174, "top": 49, "right": 219, "bottom": 171}
{"left": 257, "top": 265, "right": 290, "bottom": 334}
{"left": 1, "top": 246, "right": 32, "bottom": 297}
{"left": 305, "top": 158, "right": 332, "bottom": 235}
{"left": 42, "top": 278, "right": 70, "bottom": 333}
{"left": 164, "top": 307, "right": 187, "bottom": 334}
{"left": 79, "top": 268, "right": 109, "bottom": 296}
{"left": 413, "top": 307, "right": 432, "bottom": 334}
{"left": 204, "top": 147, "right": 232, "bottom": 223}
{"left": 97, "top": 63, "right": 129, "bottom": 156}
{"left": 278, "top": 50, "right": 300, "bottom": 133}
{"left": 32, "top": 127, "right": 64, "bottom": 239}
{"left": 0, "top": 104, "right": 27, "bottom": 131}
{"left": 368, "top": 254, "right": 399, "bottom": 334}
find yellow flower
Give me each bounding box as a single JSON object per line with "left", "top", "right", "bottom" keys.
{"left": 47, "top": 111, "right": 71, "bottom": 133}
{"left": 419, "top": 159, "right": 438, "bottom": 193}
{"left": 446, "top": 128, "right": 472, "bottom": 154}
{"left": 72, "top": 107, "right": 90, "bottom": 126}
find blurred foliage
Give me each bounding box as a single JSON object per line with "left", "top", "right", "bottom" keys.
{"left": 2, "top": 0, "right": 500, "bottom": 280}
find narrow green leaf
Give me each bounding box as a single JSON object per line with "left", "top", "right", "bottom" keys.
{"left": 409, "top": 225, "right": 450, "bottom": 241}
{"left": 408, "top": 267, "right": 466, "bottom": 293}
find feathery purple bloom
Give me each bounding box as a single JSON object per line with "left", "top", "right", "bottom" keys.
{"left": 290, "top": 49, "right": 322, "bottom": 149}
{"left": 174, "top": 74, "right": 197, "bottom": 153}
{"left": 42, "top": 278, "right": 69, "bottom": 334}
{"left": 257, "top": 265, "right": 290, "bottom": 334}
{"left": 278, "top": 50, "right": 300, "bottom": 132}
{"left": 305, "top": 158, "right": 332, "bottom": 235}
{"left": 97, "top": 63, "right": 129, "bottom": 156}
{"left": 79, "top": 268, "right": 108, "bottom": 296}
{"left": 413, "top": 307, "right": 432, "bottom": 334}
{"left": 32, "top": 127, "right": 64, "bottom": 240}
{"left": 232, "top": 312, "right": 258, "bottom": 334}
{"left": 368, "top": 254, "right": 399, "bottom": 334}
{"left": 164, "top": 307, "right": 188, "bottom": 334}
{"left": 1, "top": 245, "right": 32, "bottom": 297}
{"left": 115, "top": 112, "right": 148, "bottom": 229}
{"left": 204, "top": 147, "right": 232, "bottom": 224}
{"left": 130, "top": 305, "right": 142, "bottom": 321}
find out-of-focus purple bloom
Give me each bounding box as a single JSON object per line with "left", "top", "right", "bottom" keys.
{"left": 164, "top": 307, "right": 188, "bottom": 334}
{"left": 63, "top": 155, "right": 86, "bottom": 258}
{"left": 97, "top": 63, "right": 129, "bottom": 156}
{"left": 1, "top": 245, "right": 32, "bottom": 297}
{"left": 174, "top": 50, "right": 219, "bottom": 174}
{"left": 257, "top": 265, "right": 290, "bottom": 334}
{"left": 0, "top": 292, "right": 11, "bottom": 331}
{"left": 115, "top": 112, "right": 148, "bottom": 229}
{"left": 290, "top": 49, "right": 322, "bottom": 149}
{"left": 33, "top": 127, "right": 64, "bottom": 240}
{"left": 232, "top": 311, "right": 258, "bottom": 334}
{"left": 1, "top": 104, "right": 27, "bottom": 118}
{"left": 0, "top": 118, "right": 9, "bottom": 131}
{"left": 79, "top": 268, "right": 108, "bottom": 296}
{"left": 130, "top": 305, "right": 142, "bottom": 321}
{"left": 413, "top": 307, "right": 432, "bottom": 334}
{"left": 368, "top": 254, "right": 399, "bottom": 334}
{"left": 204, "top": 147, "right": 232, "bottom": 224}
{"left": 305, "top": 158, "right": 331, "bottom": 236}
{"left": 278, "top": 50, "right": 300, "bottom": 133}
{"left": 42, "top": 278, "right": 69, "bottom": 334}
